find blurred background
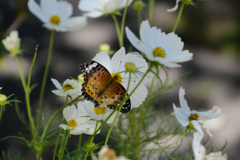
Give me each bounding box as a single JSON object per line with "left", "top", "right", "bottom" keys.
{"left": 0, "top": 0, "right": 239, "bottom": 159}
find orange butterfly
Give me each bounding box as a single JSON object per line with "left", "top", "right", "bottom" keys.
{"left": 80, "top": 61, "right": 131, "bottom": 113}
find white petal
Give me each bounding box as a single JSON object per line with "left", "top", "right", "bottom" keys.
{"left": 59, "top": 124, "right": 69, "bottom": 130}
{"left": 92, "top": 51, "right": 111, "bottom": 72}
{"left": 63, "top": 105, "right": 77, "bottom": 121}
{"left": 140, "top": 20, "right": 155, "bottom": 49}
{"left": 84, "top": 121, "right": 101, "bottom": 135}
{"left": 52, "top": 89, "right": 65, "bottom": 96}
{"left": 110, "top": 47, "right": 126, "bottom": 74}
{"left": 0, "top": 87, "right": 2, "bottom": 90}
{"left": 192, "top": 132, "right": 204, "bottom": 160}
{"left": 125, "top": 26, "right": 149, "bottom": 54}
{"left": 61, "top": 16, "right": 87, "bottom": 31}
{"left": 166, "top": 50, "right": 193, "bottom": 63}
{"left": 192, "top": 120, "right": 204, "bottom": 136}
{"left": 179, "top": 87, "right": 191, "bottom": 115}
{"left": 167, "top": 0, "right": 181, "bottom": 12}
{"left": 173, "top": 104, "right": 189, "bottom": 126}
{"left": 128, "top": 83, "right": 148, "bottom": 108}
{"left": 51, "top": 78, "right": 62, "bottom": 90}
{"left": 57, "top": 1, "right": 72, "bottom": 21}
{"left": 28, "top": 0, "right": 47, "bottom": 23}
{"left": 40, "top": 0, "right": 58, "bottom": 18}
{"left": 202, "top": 123, "right": 213, "bottom": 137}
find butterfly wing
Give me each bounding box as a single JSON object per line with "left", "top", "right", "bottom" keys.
{"left": 80, "top": 61, "right": 131, "bottom": 113}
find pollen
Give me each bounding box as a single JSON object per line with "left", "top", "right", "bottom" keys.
{"left": 111, "top": 73, "right": 123, "bottom": 83}
{"left": 63, "top": 84, "right": 74, "bottom": 92}
{"left": 94, "top": 107, "right": 107, "bottom": 115}
{"left": 68, "top": 119, "right": 77, "bottom": 128}
{"left": 188, "top": 113, "right": 200, "bottom": 121}
{"left": 152, "top": 47, "right": 166, "bottom": 58}
{"left": 103, "top": 4, "right": 107, "bottom": 10}
{"left": 50, "top": 15, "right": 61, "bottom": 25}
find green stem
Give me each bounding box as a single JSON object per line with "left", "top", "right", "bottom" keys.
{"left": 129, "top": 129, "right": 187, "bottom": 154}
{"left": 16, "top": 56, "right": 27, "bottom": 90}
{"left": 104, "top": 73, "right": 132, "bottom": 145}
{"left": 172, "top": 3, "right": 185, "bottom": 33}
{"left": 16, "top": 55, "right": 37, "bottom": 143}
{"left": 52, "top": 125, "right": 63, "bottom": 160}
{"left": 112, "top": 15, "right": 122, "bottom": 47}
{"left": 120, "top": 0, "right": 130, "bottom": 47}
{"left": 59, "top": 131, "right": 70, "bottom": 160}
{"left": 84, "top": 121, "right": 99, "bottom": 160}
{"left": 148, "top": 0, "right": 155, "bottom": 25}
{"left": 0, "top": 106, "right": 2, "bottom": 120}
{"left": 37, "top": 30, "right": 55, "bottom": 127}
{"left": 137, "top": 9, "right": 142, "bottom": 29}
{"left": 77, "top": 134, "right": 82, "bottom": 152}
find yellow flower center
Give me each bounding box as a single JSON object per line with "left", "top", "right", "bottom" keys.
{"left": 111, "top": 73, "right": 123, "bottom": 83}
{"left": 68, "top": 119, "right": 77, "bottom": 128}
{"left": 63, "top": 84, "right": 74, "bottom": 92}
{"left": 94, "top": 107, "right": 107, "bottom": 115}
{"left": 188, "top": 113, "right": 200, "bottom": 121}
{"left": 0, "top": 94, "right": 7, "bottom": 105}
{"left": 103, "top": 4, "right": 107, "bottom": 10}
{"left": 152, "top": 47, "right": 166, "bottom": 58}
{"left": 50, "top": 15, "right": 61, "bottom": 25}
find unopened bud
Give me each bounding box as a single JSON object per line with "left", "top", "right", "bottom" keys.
{"left": 133, "top": 1, "right": 145, "bottom": 11}
{"left": 0, "top": 94, "right": 7, "bottom": 105}
{"left": 99, "top": 43, "right": 111, "bottom": 53}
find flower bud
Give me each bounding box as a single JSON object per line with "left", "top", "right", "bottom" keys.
{"left": 125, "top": 62, "right": 136, "bottom": 73}
{"left": 2, "top": 30, "right": 21, "bottom": 56}
{"left": 99, "top": 43, "right": 111, "bottom": 54}
{"left": 86, "top": 142, "right": 97, "bottom": 151}
{"left": 0, "top": 94, "right": 7, "bottom": 105}
{"left": 133, "top": 1, "right": 145, "bottom": 11}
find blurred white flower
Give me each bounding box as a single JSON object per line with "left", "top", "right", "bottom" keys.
{"left": 78, "top": 100, "right": 117, "bottom": 124}
{"left": 59, "top": 105, "right": 91, "bottom": 135}
{"left": 78, "top": 0, "right": 133, "bottom": 18}
{"left": 97, "top": 146, "right": 129, "bottom": 160}
{"left": 192, "top": 132, "right": 227, "bottom": 160}
{"left": 2, "top": 30, "right": 21, "bottom": 56}
{"left": 28, "top": 0, "right": 87, "bottom": 31}
{"left": 0, "top": 87, "right": 2, "bottom": 90}
{"left": 167, "top": 0, "right": 181, "bottom": 12}
{"left": 126, "top": 20, "right": 193, "bottom": 68}
{"left": 173, "top": 87, "right": 221, "bottom": 136}
{"left": 51, "top": 78, "right": 82, "bottom": 97}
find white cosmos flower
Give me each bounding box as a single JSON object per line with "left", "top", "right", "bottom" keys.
{"left": 92, "top": 47, "right": 149, "bottom": 108}
{"left": 78, "top": 0, "right": 133, "bottom": 18}
{"left": 125, "top": 20, "right": 193, "bottom": 68}
{"left": 2, "top": 30, "right": 21, "bottom": 56}
{"left": 28, "top": 0, "right": 87, "bottom": 32}
{"left": 192, "top": 132, "right": 228, "bottom": 160}
{"left": 173, "top": 87, "right": 221, "bottom": 136}
{"left": 59, "top": 105, "right": 91, "bottom": 135}
{"left": 51, "top": 78, "right": 82, "bottom": 97}
{"left": 78, "top": 100, "right": 117, "bottom": 124}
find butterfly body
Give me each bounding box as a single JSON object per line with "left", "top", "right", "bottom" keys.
{"left": 80, "top": 61, "right": 131, "bottom": 113}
